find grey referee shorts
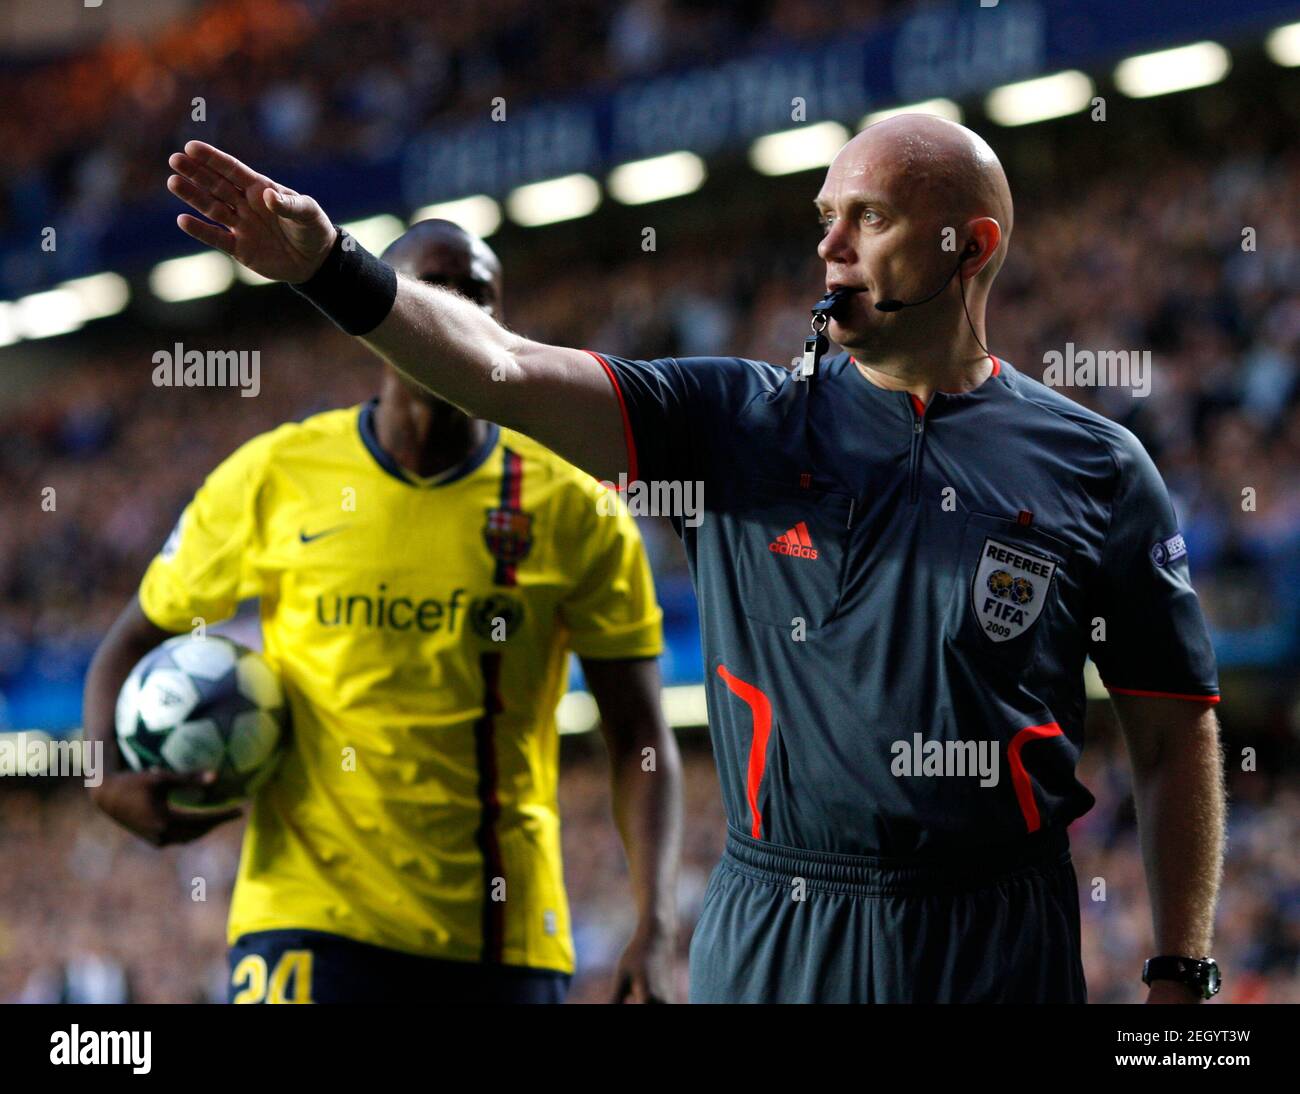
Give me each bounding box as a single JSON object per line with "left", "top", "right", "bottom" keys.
{"left": 689, "top": 825, "right": 1087, "bottom": 1003}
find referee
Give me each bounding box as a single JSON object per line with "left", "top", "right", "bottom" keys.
{"left": 166, "top": 114, "right": 1225, "bottom": 1004}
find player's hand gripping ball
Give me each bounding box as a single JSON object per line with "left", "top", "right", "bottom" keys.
{"left": 115, "top": 635, "right": 287, "bottom": 809}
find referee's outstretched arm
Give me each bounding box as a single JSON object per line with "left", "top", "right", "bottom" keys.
{"left": 168, "top": 141, "right": 629, "bottom": 484}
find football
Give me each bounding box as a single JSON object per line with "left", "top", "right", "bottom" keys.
{"left": 115, "top": 634, "right": 288, "bottom": 809}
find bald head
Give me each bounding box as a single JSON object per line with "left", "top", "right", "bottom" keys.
{"left": 855, "top": 115, "right": 1010, "bottom": 213}
{"left": 829, "top": 115, "right": 1012, "bottom": 277}
{"left": 382, "top": 219, "right": 503, "bottom": 317}
{"left": 814, "top": 115, "right": 1014, "bottom": 358}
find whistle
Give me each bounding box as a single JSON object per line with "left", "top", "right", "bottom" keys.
{"left": 796, "top": 289, "right": 853, "bottom": 383}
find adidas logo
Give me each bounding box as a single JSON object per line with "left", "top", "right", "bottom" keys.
{"left": 769, "top": 521, "right": 818, "bottom": 560}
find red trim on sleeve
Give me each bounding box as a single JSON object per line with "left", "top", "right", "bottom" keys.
{"left": 716, "top": 665, "right": 773, "bottom": 840}
{"left": 1007, "top": 721, "right": 1064, "bottom": 833}
{"left": 583, "top": 350, "right": 638, "bottom": 487}
{"left": 1105, "top": 685, "right": 1221, "bottom": 704}
{"left": 990, "top": 356, "right": 1002, "bottom": 377}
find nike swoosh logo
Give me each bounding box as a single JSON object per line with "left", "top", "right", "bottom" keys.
{"left": 299, "top": 526, "right": 346, "bottom": 544}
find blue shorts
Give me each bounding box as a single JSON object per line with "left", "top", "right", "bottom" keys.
{"left": 229, "top": 928, "right": 570, "bottom": 1004}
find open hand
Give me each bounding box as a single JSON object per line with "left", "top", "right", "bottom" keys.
{"left": 167, "top": 140, "right": 336, "bottom": 284}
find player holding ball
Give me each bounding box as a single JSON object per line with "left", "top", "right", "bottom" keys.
{"left": 84, "top": 220, "right": 682, "bottom": 1005}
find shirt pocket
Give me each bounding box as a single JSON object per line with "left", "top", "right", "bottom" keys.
{"left": 944, "top": 511, "right": 1072, "bottom": 675}
{"left": 729, "top": 478, "right": 854, "bottom": 631}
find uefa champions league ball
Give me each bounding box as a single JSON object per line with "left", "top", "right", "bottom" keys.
{"left": 115, "top": 634, "right": 287, "bottom": 809}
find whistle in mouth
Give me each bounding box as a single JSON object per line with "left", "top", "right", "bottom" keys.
{"left": 796, "top": 289, "right": 853, "bottom": 382}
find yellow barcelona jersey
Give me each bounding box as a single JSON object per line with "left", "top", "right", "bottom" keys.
{"left": 138, "top": 400, "right": 662, "bottom": 973}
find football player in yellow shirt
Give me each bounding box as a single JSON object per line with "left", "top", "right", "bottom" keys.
{"left": 84, "top": 221, "right": 682, "bottom": 1004}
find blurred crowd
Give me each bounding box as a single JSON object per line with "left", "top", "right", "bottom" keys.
{"left": 3, "top": 99, "right": 1300, "bottom": 699}
{"left": 0, "top": 0, "right": 893, "bottom": 243}
{"left": 3, "top": 733, "right": 1296, "bottom": 1003}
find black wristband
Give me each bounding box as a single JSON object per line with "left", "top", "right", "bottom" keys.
{"left": 290, "top": 226, "right": 397, "bottom": 336}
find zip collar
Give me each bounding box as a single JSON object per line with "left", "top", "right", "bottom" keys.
{"left": 839, "top": 354, "right": 1008, "bottom": 422}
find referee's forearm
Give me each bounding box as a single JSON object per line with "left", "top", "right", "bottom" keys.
{"left": 1129, "top": 712, "right": 1225, "bottom": 955}
{"left": 354, "top": 268, "right": 627, "bottom": 481}
{"left": 360, "top": 276, "right": 526, "bottom": 423}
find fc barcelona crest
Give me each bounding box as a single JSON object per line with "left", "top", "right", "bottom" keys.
{"left": 971, "top": 537, "right": 1057, "bottom": 643}
{"left": 483, "top": 506, "right": 534, "bottom": 564}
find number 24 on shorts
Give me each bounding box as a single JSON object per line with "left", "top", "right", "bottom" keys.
{"left": 231, "top": 949, "right": 314, "bottom": 1004}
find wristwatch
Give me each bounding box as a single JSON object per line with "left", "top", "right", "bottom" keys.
{"left": 1142, "top": 955, "right": 1221, "bottom": 999}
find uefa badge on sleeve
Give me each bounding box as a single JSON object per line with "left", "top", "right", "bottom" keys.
{"left": 972, "top": 538, "right": 1058, "bottom": 642}
{"left": 1149, "top": 532, "right": 1187, "bottom": 567}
